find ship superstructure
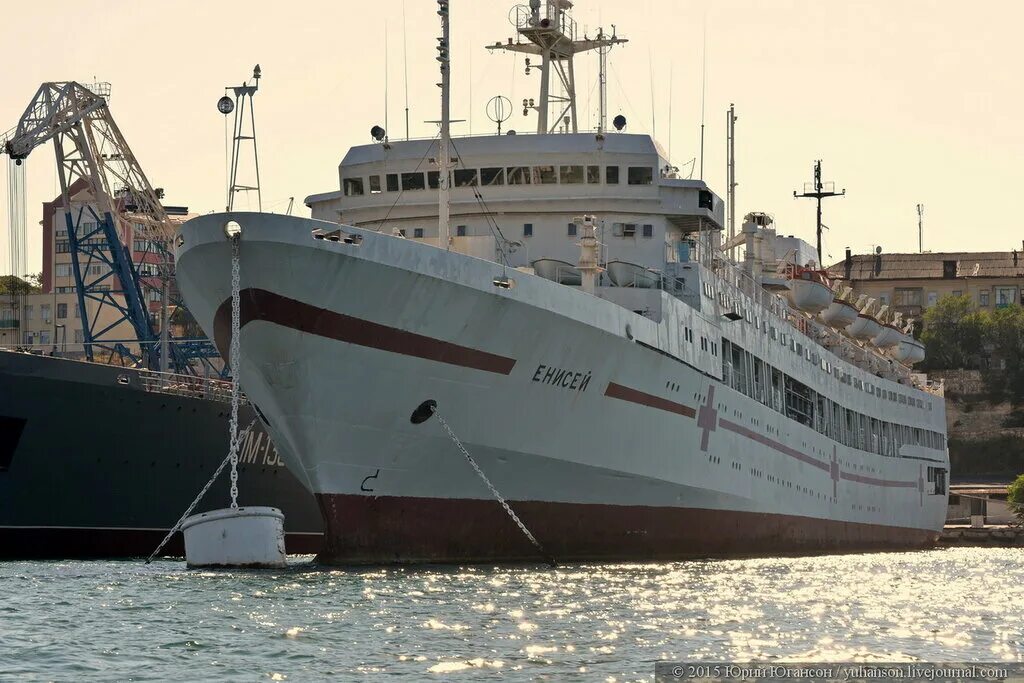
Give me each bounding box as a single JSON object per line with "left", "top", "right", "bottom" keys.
{"left": 174, "top": 0, "right": 948, "bottom": 563}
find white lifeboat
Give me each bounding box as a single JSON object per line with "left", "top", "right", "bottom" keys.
{"left": 531, "top": 259, "right": 581, "bottom": 286}
{"left": 607, "top": 260, "right": 660, "bottom": 288}
{"left": 872, "top": 324, "right": 903, "bottom": 349}
{"left": 783, "top": 267, "right": 833, "bottom": 314}
{"left": 893, "top": 334, "right": 926, "bottom": 365}
{"left": 847, "top": 313, "right": 883, "bottom": 340}
{"left": 819, "top": 298, "right": 859, "bottom": 328}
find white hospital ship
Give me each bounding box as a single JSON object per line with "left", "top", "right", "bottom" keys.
{"left": 175, "top": 0, "right": 948, "bottom": 563}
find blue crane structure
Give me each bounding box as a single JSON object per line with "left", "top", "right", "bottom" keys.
{"left": 1, "top": 81, "right": 220, "bottom": 375}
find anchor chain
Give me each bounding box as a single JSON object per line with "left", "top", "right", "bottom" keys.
{"left": 145, "top": 418, "right": 258, "bottom": 563}
{"left": 434, "top": 410, "right": 556, "bottom": 568}
{"left": 228, "top": 235, "right": 242, "bottom": 508}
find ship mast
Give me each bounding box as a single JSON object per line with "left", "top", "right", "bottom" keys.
{"left": 437, "top": 0, "right": 451, "bottom": 248}
{"left": 489, "top": 1, "right": 626, "bottom": 134}
{"left": 794, "top": 160, "right": 845, "bottom": 268}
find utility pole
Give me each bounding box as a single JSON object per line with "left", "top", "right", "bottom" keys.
{"left": 917, "top": 203, "right": 924, "bottom": 253}
{"left": 794, "top": 160, "right": 845, "bottom": 268}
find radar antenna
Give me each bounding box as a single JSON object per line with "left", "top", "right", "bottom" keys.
{"left": 488, "top": 2, "right": 627, "bottom": 134}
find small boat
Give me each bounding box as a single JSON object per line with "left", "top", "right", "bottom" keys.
{"left": 847, "top": 313, "right": 883, "bottom": 340}
{"left": 606, "top": 260, "right": 661, "bottom": 288}
{"left": 782, "top": 265, "right": 833, "bottom": 314}
{"left": 872, "top": 324, "right": 904, "bottom": 349}
{"left": 531, "top": 258, "right": 581, "bottom": 285}
{"left": 819, "top": 298, "right": 859, "bottom": 328}
{"left": 893, "top": 334, "right": 926, "bottom": 365}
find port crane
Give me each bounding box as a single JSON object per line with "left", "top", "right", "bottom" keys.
{"left": 1, "top": 81, "right": 216, "bottom": 374}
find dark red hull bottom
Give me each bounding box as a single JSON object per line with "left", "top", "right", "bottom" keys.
{"left": 315, "top": 493, "right": 940, "bottom": 564}
{"left": 0, "top": 527, "right": 322, "bottom": 560}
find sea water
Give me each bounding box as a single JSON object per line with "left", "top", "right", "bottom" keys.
{"left": 1, "top": 548, "right": 1021, "bottom": 681}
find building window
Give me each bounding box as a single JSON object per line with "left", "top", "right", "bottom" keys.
{"left": 413, "top": 228, "right": 424, "bottom": 238}
{"left": 398, "top": 229, "right": 407, "bottom": 237}
{"left": 559, "top": 165, "right": 585, "bottom": 184}
{"left": 893, "top": 288, "right": 923, "bottom": 308}
{"left": 57, "top": 303, "right": 67, "bottom": 319}
{"left": 605, "top": 166, "right": 619, "bottom": 184}
{"left": 927, "top": 292, "right": 938, "bottom": 307}
{"left": 995, "top": 286, "right": 1017, "bottom": 308}
{"left": 427, "top": 171, "right": 440, "bottom": 189}
{"left": 506, "top": 167, "right": 531, "bottom": 185}
{"left": 621, "top": 223, "right": 637, "bottom": 237}
{"left": 41, "top": 304, "right": 51, "bottom": 323}
{"left": 627, "top": 167, "right": 654, "bottom": 185}
{"left": 386, "top": 173, "right": 399, "bottom": 192}
{"left": 980, "top": 290, "right": 990, "bottom": 306}
{"left": 480, "top": 167, "right": 505, "bottom": 186}
{"left": 74, "top": 329, "right": 83, "bottom": 344}
{"left": 641, "top": 224, "right": 653, "bottom": 238}
{"left": 456, "top": 225, "right": 467, "bottom": 237}
{"left": 952, "top": 290, "right": 962, "bottom": 297}
{"left": 342, "top": 177, "right": 364, "bottom": 196}
{"left": 586, "top": 165, "right": 600, "bottom": 183}
{"left": 24, "top": 305, "right": 33, "bottom": 321}
{"left": 523, "top": 223, "right": 533, "bottom": 237}
{"left": 401, "top": 172, "right": 425, "bottom": 191}
{"left": 23, "top": 332, "right": 33, "bottom": 345}
{"left": 942, "top": 260, "right": 957, "bottom": 278}
{"left": 534, "top": 166, "right": 557, "bottom": 184}
{"left": 56, "top": 264, "right": 71, "bottom": 277}
{"left": 454, "top": 169, "right": 478, "bottom": 187}
{"left": 40, "top": 330, "right": 50, "bottom": 345}
{"left": 368, "top": 175, "right": 382, "bottom": 193}
{"left": 567, "top": 223, "right": 577, "bottom": 237}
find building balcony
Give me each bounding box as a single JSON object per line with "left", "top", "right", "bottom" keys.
{"left": 0, "top": 320, "right": 19, "bottom": 329}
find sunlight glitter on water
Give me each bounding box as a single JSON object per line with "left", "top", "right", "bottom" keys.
{"left": 0, "top": 549, "right": 1021, "bottom": 680}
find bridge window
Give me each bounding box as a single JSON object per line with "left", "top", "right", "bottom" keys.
{"left": 454, "top": 169, "right": 478, "bottom": 187}
{"left": 368, "top": 175, "right": 382, "bottom": 194}
{"left": 386, "top": 173, "right": 399, "bottom": 192}
{"left": 560, "top": 165, "right": 585, "bottom": 184}
{"left": 642, "top": 224, "right": 653, "bottom": 238}
{"left": 606, "top": 166, "right": 619, "bottom": 184}
{"left": 456, "top": 225, "right": 467, "bottom": 237}
{"left": 567, "top": 222, "right": 577, "bottom": 236}
{"left": 523, "top": 223, "right": 533, "bottom": 237}
{"left": 413, "top": 228, "right": 424, "bottom": 238}
{"left": 343, "top": 177, "right": 364, "bottom": 196}
{"left": 506, "top": 167, "right": 532, "bottom": 184}
{"left": 587, "top": 165, "right": 600, "bottom": 183}
{"left": 481, "top": 167, "right": 505, "bottom": 186}
{"left": 627, "top": 166, "right": 654, "bottom": 185}
{"left": 401, "top": 172, "right": 425, "bottom": 191}
{"left": 427, "top": 171, "right": 440, "bottom": 189}
{"left": 535, "top": 165, "right": 557, "bottom": 184}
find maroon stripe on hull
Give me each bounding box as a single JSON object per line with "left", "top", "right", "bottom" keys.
{"left": 604, "top": 382, "right": 696, "bottom": 418}
{"left": 213, "top": 288, "right": 516, "bottom": 374}
{"left": 0, "top": 528, "right": 322, "bottom": 560}
{"left": 314, "top": 493, "right": 938, "bottom": 565}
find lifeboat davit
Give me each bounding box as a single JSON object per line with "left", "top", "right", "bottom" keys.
{"left": 819, "top": 299, "right": 859, "bottom": 328}
{"left": 531, "top": 259, "right": 581, "bottom": 285}
{"left": 872, "top": 324, "right": 904, "bottom": 349}
{"left": 607, "top": 260, "right": 660, "bottom": 288}
{"left": 847, "top": 313, "right": 883, "bottom": 340}
{"left": 893, "top": 334, "right": 926, "bottom": 365}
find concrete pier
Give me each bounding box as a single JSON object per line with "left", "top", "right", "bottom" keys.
{"left": 939, "top": 524, "right": 1024, "bottom": 547}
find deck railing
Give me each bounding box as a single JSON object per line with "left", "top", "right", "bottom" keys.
{"left": 136, "top": 369, "right": 244, "bottom": 404}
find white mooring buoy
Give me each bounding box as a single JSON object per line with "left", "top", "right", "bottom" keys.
{"left": 180, "top": 224, "right": 287, "bottom": 569}
{"left": 181, "top": 506, "right": 286, "bottom": 568}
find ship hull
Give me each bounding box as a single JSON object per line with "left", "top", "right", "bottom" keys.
{"left": 0, "top": 350, "right": 323, "bottom": 558}
{"left": 316, "top": 494, "right": 937, "bottom": 564}
{"left": 176, "top": 213, "right": 948, "bottom": 565}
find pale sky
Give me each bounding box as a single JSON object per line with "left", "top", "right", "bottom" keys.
{"left": 2, "top": 0, "right": 1022, "bottom": 275}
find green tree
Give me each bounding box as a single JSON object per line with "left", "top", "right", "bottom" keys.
{"left": 920, "top": 295, "right": 985, "bottom": 369}
{"left": 1008, "top": 473, "right": 1024, "bottom": 524}
{"left": 0, "top": 274, "right": 41, "bottom": 295}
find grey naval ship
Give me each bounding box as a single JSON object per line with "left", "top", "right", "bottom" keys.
{"left": 0, "top": 349, "right": 322, "bottom": 558}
